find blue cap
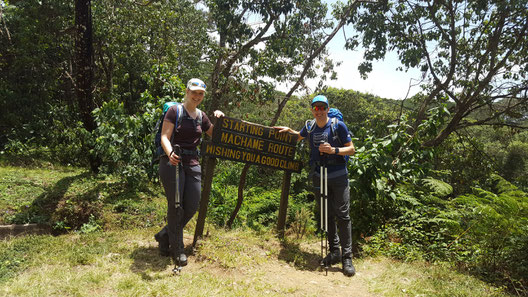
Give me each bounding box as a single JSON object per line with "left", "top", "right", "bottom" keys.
{"left": 311, "top": 95, "right": 329, "bottom": 107}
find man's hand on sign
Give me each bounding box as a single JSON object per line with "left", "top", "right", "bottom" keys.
{"left": 273, "top": 126, "right": 291, "bottom": 133}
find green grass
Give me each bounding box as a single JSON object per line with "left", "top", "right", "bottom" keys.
{"left": 1, "top": 227, "right": 511, "bottom": 297}
{"left": 0, "top": 163, "right": 514, "bottom": 296}
{"left": 0, "top": 165, "right": 84, "bottom": 224}
{"left": 362, "top": 257, "right": 507, "bottom": 296}
{"left": 0, "top": 163, "right": 167, "bottom": 230}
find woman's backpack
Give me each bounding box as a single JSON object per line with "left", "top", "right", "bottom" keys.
{"left": 152, "top": 102, "right": 202, "bottom": 163}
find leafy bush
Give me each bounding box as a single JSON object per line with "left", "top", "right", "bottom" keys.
{"left": 349, "top": 113, "right": 438, "bottom": 242}
{"left": 92, "top": 66, "right": 185, "bottom": 187}
{"left": 246, "top": 188, "right": 281, "bottom": 231}
{"left": 92, "top": 99, "right": 156, "bottom": 187}
{"left": 364, "top": 174, "right": 528, "bottom": 294}
{"left": 451, "top": 176, "right": 528, "bottom": 288}
{"left": 502, "top": 141, "right": 528, "bottom": 189}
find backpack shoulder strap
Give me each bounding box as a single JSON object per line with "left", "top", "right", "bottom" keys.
{"left": 305, "top": 119, "right": 316, "bottom": 133}
{"left": 304, "top": 119, "right": 316, "bottom": 144}
{"left": 169, "top": 103, "right": 184, "bottom": 144}
{"left": 330, "top": 117, "right": 342, "bottom": 145}
{"left": 175, "top": 103, "right": 183, "bottom": 126}
{"left": 196, "top": 108, "right": 203, "bottom": 126}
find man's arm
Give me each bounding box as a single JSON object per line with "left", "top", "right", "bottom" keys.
{"left": 273, "top": 126, "right": 304, "bottom": 142}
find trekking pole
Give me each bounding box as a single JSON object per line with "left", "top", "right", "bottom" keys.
{"left": 324, "top": 154, "right": 329, "bottom": 276}
{"left": 320, "top": 153, "right": 329, "bottom": 276}
{"left": 171, "top": 145, "right": 184, "bottom": 274}
{"left": 320, "top": 156, "right": 324, "bottom": 271}
{"left": 173, "top": 144, "right": 181, "bottom": 210}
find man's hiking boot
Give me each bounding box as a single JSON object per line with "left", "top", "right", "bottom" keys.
{"left": 342, "top": 258, "right": 356, "bottom": 277}
{"left": 321, "top": 250, "right": 341, "bottom": 266}
{"left": 154, "top": 232, "right": 170, "bottom": 257}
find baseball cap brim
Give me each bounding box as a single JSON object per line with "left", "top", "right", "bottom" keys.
{"left": 187, "top": 79, "right": 206, "bottom": 92}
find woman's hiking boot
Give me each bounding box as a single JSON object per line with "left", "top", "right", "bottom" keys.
{"left": 174, "top": 251, "right": 187, "bottom": 267}
{"left": 322, "top": 250, "right": 341, "bottom": 266}
{"left": 342, "top": 257, "right": 356, "bottom": 277}
{"left": 154, "top": 232, "right": 170, "bottom": 257}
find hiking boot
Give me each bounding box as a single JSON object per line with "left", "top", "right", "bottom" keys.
{"left": 154, "top": 232, "right": 170, "bottom": 257}
{"left": 342, "top": 258, "right": 356, "bottom": 277}
{"left": 321, "top": 250, "right": 341, "bottom": 267}
{"left": 174, "top": 252, "right": 187, "bottom": 267}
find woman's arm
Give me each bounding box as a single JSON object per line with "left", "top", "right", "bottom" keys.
{"left": 205, "top": 110, "right": 225, "bottom": 137}
{"left": 161, "top": 120, "right": 180, "bottom": 165}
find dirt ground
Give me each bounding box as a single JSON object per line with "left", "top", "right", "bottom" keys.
{"left": 164, "top": 235, "right": 377, "bottom": 296}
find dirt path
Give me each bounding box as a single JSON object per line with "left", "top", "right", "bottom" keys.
{"left": 163, "top": 235, "right": 376, "bottom": 296}
{"left": 255, "top": 260, "right": 374, "bottom": 296}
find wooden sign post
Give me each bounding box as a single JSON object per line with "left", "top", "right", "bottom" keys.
{"left": 193, "top": 117, "right": 301, "bottom": 245}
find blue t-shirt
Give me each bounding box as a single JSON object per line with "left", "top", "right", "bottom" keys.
{"left": 300, "top": 119, "right": 352, "bottom": 179}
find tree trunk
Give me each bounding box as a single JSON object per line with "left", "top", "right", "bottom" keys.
{"left": 276, "top": 171, "right": 292, "bottom": 238}
{"left": 75, "top": 0, "right": 100, "bottom": 172}
{"left": 226, "top": 163, "right": 250, "bottom": 228}
{"left": 193, "top": 156, "right": 217, "bottom": 247}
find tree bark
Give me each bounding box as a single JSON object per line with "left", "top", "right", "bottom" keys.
{"left": 276, "top": 171, "right": 292, "bottom": 238}
{"left": 193, "top": 156, "right": 217, "bottom": 247}
{"left": 75, "top": 0, "right": 100, "bottom": 172}
{"left": 226, "top": 163, "right": 250, "bottom": 228}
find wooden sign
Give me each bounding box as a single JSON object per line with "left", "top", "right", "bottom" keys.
{"left": 202, "top": 117, "right": 302, "bottom": 173}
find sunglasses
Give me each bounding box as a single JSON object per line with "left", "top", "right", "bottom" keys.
{"left": 190, "top": 81, "right": 206, "bottom": 89}
{"left": 312, "top": 105, "right": 327, "bottom": 111}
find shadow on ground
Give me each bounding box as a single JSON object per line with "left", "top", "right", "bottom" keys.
{"left": 277, "top": 239, "right": 323, "bottom": 271}
{"left": 129, "top": 246, "right": 173, "bottom": 280}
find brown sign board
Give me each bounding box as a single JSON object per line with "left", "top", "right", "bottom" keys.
{"left": 202, "top": 117, "right": 302, "bottom": 173}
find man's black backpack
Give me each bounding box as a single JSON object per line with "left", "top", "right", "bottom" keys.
{"left": 152, "top": 102, "right": 202, "bottom": 163}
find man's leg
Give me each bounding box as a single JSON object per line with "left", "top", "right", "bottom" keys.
{"left": 328, "top": 174, "right": 355, "bottom": 276}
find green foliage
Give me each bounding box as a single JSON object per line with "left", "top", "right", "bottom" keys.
{"left": 323, "top": 88, "right": 401, "bottom": 137}
{"left": 207, "top": 159, "right": 315, "bottom": 233}
{"left": 286, "top": 206, "right": 314, "bottom": 240}
{"left": 1, "top": 0, "right": 209, "bottom": 172}
{"left": 449, "top": 180, "right": 528, "bottom": 289}
{"left": 91, "top": 65, "right": 185, "bottom": 186}
{"left": 422, "top": 177, "right": 453, "bottom": 197}
{"left": 364, "top": 174, "right": 528, "bottom": 294}
{"left": 203, "top": 0, "right": 342, "bottom": 116}
{"left": 0, "top": 0, "right": 74, "bottom": 149}
{"left": 245, "top": 189, "right": 281, "bottom": 231}
{"left": 433, "top": 130, "right": 496, "bottom": 195}
{"left": 92, "top": 99, "right": 155, "bottom": 186}
{"left": 502, "top": 141, "right": 528, "bottom": 189}
{"left": 349, "top": 113, "right": 436, "bottom": 239}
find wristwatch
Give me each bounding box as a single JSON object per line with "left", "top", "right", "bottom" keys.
{"left": 335, "top": 147, "right": 339, "bottom": 155}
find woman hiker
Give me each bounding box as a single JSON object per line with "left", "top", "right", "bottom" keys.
{"left": 155, "top": 78, "right": 224, "bottom": 267}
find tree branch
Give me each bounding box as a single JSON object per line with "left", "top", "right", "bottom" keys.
{"left": 270, "top": 0, "right": 361, "bottom": 125}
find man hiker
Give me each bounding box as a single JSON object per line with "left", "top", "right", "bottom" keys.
{"left": 274, "top": 95, "right": 356, "bottom": 277}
